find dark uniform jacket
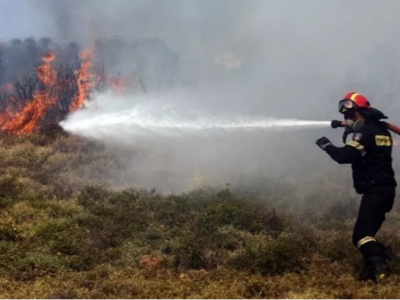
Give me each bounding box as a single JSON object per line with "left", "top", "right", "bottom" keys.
{"left": 325, "top": 120, "right": 397, "bottom": 194}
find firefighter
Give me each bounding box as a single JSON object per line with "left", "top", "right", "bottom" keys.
{"left": 315, "top": 92, "right": 398, "bottom": 282}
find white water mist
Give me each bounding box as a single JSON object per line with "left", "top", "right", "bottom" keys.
{"left": 60, "top": 92, "right": 331, "bottom": 140}
{"left": 61, "top": 113, "right": 330, "bottom": 136}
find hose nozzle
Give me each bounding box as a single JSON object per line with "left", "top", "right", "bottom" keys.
{"left": 331, "top": 120, "right": 346, "bottom": 129}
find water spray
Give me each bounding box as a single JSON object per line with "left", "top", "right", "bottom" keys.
{"left": 63, "top": 117, "right": 331, "bottom": 133}
{"left": 61, "top": 112, "right": 331, "bottom": 138}
{"left": 59, "top": 94, "right": 333, "bottom": 139}
{"left": 60, "top": 94, "right": 400, "bottom": 142}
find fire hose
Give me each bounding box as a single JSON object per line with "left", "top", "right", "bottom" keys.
{"left": 331, "top": 120, "right": 400, "bottom": 135}
{"left": 331, "top": 120, "right": 400, "bottom": 145}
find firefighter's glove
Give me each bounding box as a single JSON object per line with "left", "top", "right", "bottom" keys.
{"left": 316, "top": 137, "right": 332, "bottom": 151}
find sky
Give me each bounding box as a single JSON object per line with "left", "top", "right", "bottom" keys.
{"left": 0, "top": 0, "right": 49, "bottom": 40}
{"left": 1, "top": 0, "right": 400, "bottom": 192}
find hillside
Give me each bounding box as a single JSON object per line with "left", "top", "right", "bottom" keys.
{"left": 0, "top": 132, "right": 398, "bottom": 298}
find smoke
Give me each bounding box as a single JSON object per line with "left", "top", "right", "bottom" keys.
{"left": 2, "top": 0, "right": 400, "bottom": 192}
{"left": 22, "top": 0, "right": 400, "bottom": 117}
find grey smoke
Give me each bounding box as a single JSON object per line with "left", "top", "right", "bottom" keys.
{"left": 22, "top": 0, "right": 400, "bottom": 117}
{"left": 2, "top": 0, "right": 400, "bottom": 193}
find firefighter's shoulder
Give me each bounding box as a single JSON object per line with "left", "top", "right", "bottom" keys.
{"left": 353, "top": 123, "right": 392, "bottom": 146}
{"left": 352, "top": 123, "right": 375, "bottom": 142}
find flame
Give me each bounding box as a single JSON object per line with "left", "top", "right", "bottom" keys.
{"left": 0, "top": 51, "right": 57, "bottom": 134}
{"left": 69, "top": 49, "right": 94, "bottom": 112}
{"left": 0, "top": 40, "right": 140, "bottom": 135}
{"left": 104, "top": 75, "right": 135, "bottom": 96}
{"left": 99, "top": 73, "right": 138, "bottom": 96}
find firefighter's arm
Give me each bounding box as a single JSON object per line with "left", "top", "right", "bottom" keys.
{"left": 316, "top": 136, "right": 364, "bottom": 164}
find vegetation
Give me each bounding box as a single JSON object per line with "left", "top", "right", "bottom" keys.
{"left": 1, "top": 37, "right": 400, "bottom": 298}
{"left": 0, "top": 132, "right": 399, "bottom": 298}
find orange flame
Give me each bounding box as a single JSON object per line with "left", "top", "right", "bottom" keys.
{"left": 0, "top": 51, "right": 57, "bottom": 134}
{"left": 0, "top": 41, "right": 140, "bottom": 135}
{"left": 0, "top": 48, "right": 96, "bottom": 134}
{"left": 69, "top": 49, "right": 94, "bottom": 112}
{"left": 107, "top": 73, "right": 138, "bottom": 96}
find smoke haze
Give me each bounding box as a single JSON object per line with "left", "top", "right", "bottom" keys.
{"left": 2, "top": 0, "right": 400, "bottom": 193}
{"left": 18, "top": 0, "right": 400, "bottom": 118}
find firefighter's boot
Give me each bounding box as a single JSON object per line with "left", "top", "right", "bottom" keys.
{"left": 364, "top": 255, "right": 387, "bottom": 283}
{"left": 382, "top": 246, "right": 400, "bottom": 264}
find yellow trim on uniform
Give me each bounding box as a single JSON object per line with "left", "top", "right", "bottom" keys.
{"left": 347, "top": 140, "right": 366, "bottom": 156}
{"left": 375, "top": 135, "right": 392, "bottom": 146}
{"left": 350, "top": 93, "right": 360, "bottom": 101}
{"left": 357, "top": 236, "right": 376, "bottom": 249}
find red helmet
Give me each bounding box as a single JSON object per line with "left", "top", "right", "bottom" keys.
{"left": 338, "top": 92, "right": 371, "bottom": 114}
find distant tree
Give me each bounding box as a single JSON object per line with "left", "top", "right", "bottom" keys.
{"left": 38, "top": 37, "right": 53, "bottom": 49}
{"left": 11, "top": 38, "right": 22, "bottom": 47}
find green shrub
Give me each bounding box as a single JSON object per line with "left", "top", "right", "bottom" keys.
{"left": 228, "top": 232, "right": 310, "bottom": 275}
{"left": 171, "top": 233, "right": 207, "bottom": 270}
{"left": 34, "top": 219, "right": 86, "bottom": 256}
{"left": 198, "top": 197, "right": 287, "bottom": 235}
{"left": 12, "top": 253, "right": 66, "bottom": 281}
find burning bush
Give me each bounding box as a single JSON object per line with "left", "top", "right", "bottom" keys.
{"left": 0, "top": 36, "right": 179, "bottom": 135}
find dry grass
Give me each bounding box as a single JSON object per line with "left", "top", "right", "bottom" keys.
{"left": 0, "top": 131, "right": 399, "bottom": 298}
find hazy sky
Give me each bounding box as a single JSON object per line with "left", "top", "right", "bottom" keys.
{"left": 0, "top": 0, "right": 48, "bottom": 40}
